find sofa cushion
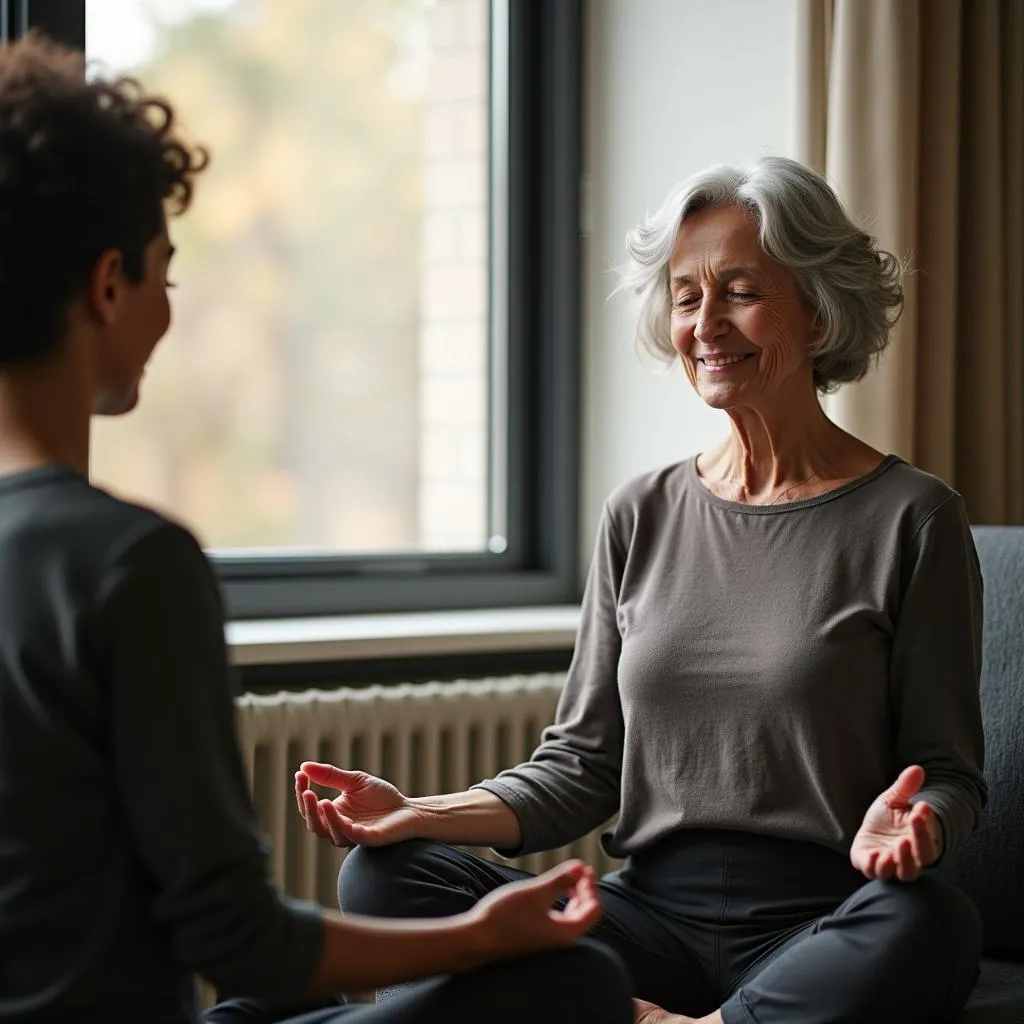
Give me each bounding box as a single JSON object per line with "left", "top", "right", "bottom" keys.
{"left": 935, "top": 528, "right": 1024, "bottom": 961}
{"left": 956, "top": 958, "right": 1024, "bottom": 1022}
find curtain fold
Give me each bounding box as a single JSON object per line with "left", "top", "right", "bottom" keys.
{"left": 795, "top": 0, "right": 1024, "bottom": 523}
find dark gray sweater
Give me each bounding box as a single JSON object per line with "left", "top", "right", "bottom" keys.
{"left": 0, "top": 467, "right": 323, "bottom": 1023}
{"left": 477, "top": 455, "right": 987, "bottom": 862}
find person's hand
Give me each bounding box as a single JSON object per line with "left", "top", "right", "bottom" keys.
{"left": 295, "top": 761, "right": 423, "bottom": 847}
{"left": 850, "top": 765, "right": 943, "bottom": 882}
{"left": 467, "top": 860, "right": 603, "bottom": 959}
{"left": 633, "top": 998, "right": 691, "bottom": 1024}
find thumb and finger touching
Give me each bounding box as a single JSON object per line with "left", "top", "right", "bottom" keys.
{"left": 300, "top": 761, "right": 363, "bottom": 791}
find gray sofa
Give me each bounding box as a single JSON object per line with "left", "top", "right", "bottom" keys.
{"left": 937, "top": 527, "right": 1024, "bottom": 1022}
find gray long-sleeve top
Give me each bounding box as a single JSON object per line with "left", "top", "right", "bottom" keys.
{"left": 476, "top": 455, "right": 987, "bottom": 862}
{"left": 0, "top": 467, "right": 323, "bottom": 1022}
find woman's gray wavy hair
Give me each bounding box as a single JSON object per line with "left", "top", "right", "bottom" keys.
{"left": 620, "top": 156, "right": 906, "bottom": 393}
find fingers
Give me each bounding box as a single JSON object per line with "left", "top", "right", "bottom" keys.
{"left": 534, "top": 859, "right": 588, "bottom": 896}
{"left": 909, "top": 803, "right": 941, "bottom": 868}
{"left": 479, "top": 862, "right": 604, "bottom": 950}
{"left": 495, "top": 861, "right": 586, "bottom": 908}
{"left": 295, "top": 772, "right": 330, "bottom": 839}
{"left": 300, "top": 789, "right": 332, "bottom": 839}
{"left": 858, "top": 849, "right": 879, "bottom": 879}
{"left": 855, "top": 847, "right": 898, "bottom": 882}
{"left": 856, "top": 836, "right": 930, "bottom": 884}
{"left": 863, "top": 849, "right": 886, "bottom": 880}
{"left": 875, "top": 851, "right": 898, "bottom": 881}
{"left": 894, "top": 838, "right": 919, "bottom": 882}
{"left": 300, "top": 761, "right": 364, "bottom": 791}
{"left": 886, "top": 764, "right": 926, "bottom": 808}
{"left": 318, "top": 799, "right": 387, "bottom": 848}
{"left": 548, "top": 871, "right": 602, "bottom": 935}
{"left": 317, "top": 800, "right": 359, "bottom": 847}
{"left": 633, "top": 999, "right": 663, "bottom": 1024}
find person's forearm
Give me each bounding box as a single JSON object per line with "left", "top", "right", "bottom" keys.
{"left": 407, "top": 788, "right": 522, "bottom": 848}
{"left": 308, "top": 908, "right": 493, "bottom": 995}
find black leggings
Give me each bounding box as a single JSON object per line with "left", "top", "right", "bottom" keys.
{"left": 202, "top": 938, "right": 632, "bottom": 1024}
{"left": 338, "top": 830, "right": 983, "bottom": 1024}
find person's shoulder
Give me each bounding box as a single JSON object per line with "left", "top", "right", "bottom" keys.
{"left": 61, "top": 478, "right": 198, "bottom": 562}
{"left": 876, "top": 458, "right": 966, "bottom": 532}
{"left": 605, "top": 459, "right": 692, "bottom": 512}
{"left": 602, "top": 459, "right": 693, "bottom": 538}
{"left": 90, "top": 494, "right": 208, "bottom": 590}
{"left": 0, "top": 471, "right": 208, "bottom": 622}
{"left": 16, "top": 472, "right": 204, "bottom": 585}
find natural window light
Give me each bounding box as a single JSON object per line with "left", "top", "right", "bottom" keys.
{"left": 86, "top": 0, "right": 494, "bottom": 557}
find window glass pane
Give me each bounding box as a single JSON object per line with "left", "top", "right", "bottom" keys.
{"left": 86, "top": 0, "right": 491, "bottom": 555}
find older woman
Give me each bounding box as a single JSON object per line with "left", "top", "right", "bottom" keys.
{"left": 297, "top": 156, "right": 986, "bottom": 1024}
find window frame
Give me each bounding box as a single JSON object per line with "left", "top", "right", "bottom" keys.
{"left": 21, "top": 0, "right": 583, "bottom": 620}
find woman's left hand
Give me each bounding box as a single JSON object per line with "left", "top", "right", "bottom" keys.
{"left": 850, "top": 765, "right": 943, "bottom": 882}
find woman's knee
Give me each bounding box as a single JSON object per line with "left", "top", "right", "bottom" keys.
{"left": 337, "top": 839, "right": 457, "bottom": 917}
{"left": 867, "top": 876, "right": 982, "bottom": 968}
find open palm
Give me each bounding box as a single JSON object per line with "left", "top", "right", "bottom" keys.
{"left": 850, "top": 765, "right": 943, "bottom": 883}
{"left": 294, "top": 761, "right": 423, "bottom": 847}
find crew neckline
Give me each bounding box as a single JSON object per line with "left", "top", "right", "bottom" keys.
{"left": 0, "top": 463, "right": 85, "bottom": 494}
{"left": 686, "top": 453, "right": 902, "bottom": 514}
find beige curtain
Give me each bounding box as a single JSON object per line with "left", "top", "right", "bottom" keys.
{"left": 796, "top": 0, "right": 1024, "bottom": 524}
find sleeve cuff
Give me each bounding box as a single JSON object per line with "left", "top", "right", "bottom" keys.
{"left": 914, "top": 790, "right": 963, "bottom": 864}
{"left": 273, "top": 896, "right": 325, "bottom": 996}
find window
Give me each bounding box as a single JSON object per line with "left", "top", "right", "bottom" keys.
{"left": 17, "top": 0, "right": 582, "bottom": 619}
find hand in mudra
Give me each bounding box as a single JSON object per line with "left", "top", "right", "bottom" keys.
{"left": 850, "top": 765, "right": 943, "bottom": 883}
{"left": 472, "top": 860, "right": 604, "bottom": 955}
{"left": 294, "top": 761, "right": 422, "bottom": 847}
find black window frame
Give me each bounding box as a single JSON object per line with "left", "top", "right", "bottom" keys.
{"left": 15, "top": 0, "right": 583, "bottom": 620}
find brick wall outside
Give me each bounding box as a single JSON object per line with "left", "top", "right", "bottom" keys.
{"left": 418, "top": 0, "right": 489, "bottom": 551}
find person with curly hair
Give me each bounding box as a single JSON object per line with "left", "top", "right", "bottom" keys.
{"left": 0, "top": 33, "right": 634, "bottom": 1024}
{"left": 302, "top": 158, "right": 987, "bottom": 1024}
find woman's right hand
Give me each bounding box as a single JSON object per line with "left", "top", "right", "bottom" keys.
{"left": 295, "top": 761, "right": 423, "bottom": 847}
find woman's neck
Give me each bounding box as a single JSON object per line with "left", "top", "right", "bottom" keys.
{"left": 698, "top": 391, "right": 883, "bottom": 504}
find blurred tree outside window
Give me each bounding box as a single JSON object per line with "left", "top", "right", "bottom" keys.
{"left": 87, "top": 0, "right": 491, "bottom": 555}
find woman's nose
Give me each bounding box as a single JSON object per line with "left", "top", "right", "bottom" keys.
{"left": 694, "top": 299, "right": 727, "bottom": 344}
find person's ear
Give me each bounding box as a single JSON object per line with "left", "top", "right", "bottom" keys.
{"left": 87, "top": 249, "right": 127, "bottom": 326}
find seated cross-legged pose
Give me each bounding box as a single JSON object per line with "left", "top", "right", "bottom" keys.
{"left": 298, "top": 156, "right": 987, "bottom": 1024}
{"left": 0, "top": 33, "right": 634, "bottom": 1024}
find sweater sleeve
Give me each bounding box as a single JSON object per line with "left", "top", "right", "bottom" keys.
{"left": 95, "top": 523, "right": 324, "bottom": 999}
{"left": 889, "top": 494, "right": 987, "bottom": 860}
{"left": 473, "top": 504, "right": 625, "bottom": 856}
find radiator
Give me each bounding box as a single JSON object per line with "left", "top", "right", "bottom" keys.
{"left": 235, "top": 673, "right": 620, "bottom": 910}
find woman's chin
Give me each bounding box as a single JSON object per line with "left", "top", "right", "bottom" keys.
{"left": 695, "top": 383, "right": 749, "bottom": 411}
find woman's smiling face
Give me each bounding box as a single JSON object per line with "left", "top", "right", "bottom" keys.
{"left": 668, "top": 204, "right": 818, "bottom": 411}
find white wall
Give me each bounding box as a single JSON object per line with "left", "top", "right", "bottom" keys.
{"left": 579, "top": 0, "right": 798, "bottom": 572}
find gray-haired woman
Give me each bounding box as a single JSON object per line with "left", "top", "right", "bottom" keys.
{"left": 297, "top": 156, "right": 986, "bottom": 1024}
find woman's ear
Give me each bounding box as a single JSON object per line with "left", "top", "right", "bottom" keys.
{"left": 87, "top": 249, "right": 126, "bottom": 326}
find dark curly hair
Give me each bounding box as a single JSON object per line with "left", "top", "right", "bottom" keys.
{"left": 0, "top": 32, "right": 209, "bottom": 366}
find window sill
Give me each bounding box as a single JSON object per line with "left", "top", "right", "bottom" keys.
{"left": 226, "top": 605, "right": 581, "bottom": 667}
